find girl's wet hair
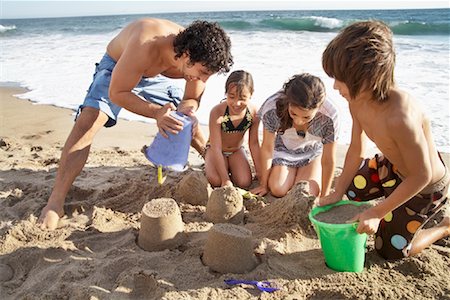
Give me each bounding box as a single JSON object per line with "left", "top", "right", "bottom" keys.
{"left": 276, "top": 73, "right": 326, "bottom": 132}
{"left": 225, "top": 70, "right": 254, "bottom": 97}
{"left": 322, "top": 20, "right": 395, "bottom": 102}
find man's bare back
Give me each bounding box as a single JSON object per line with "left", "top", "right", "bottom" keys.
{"left": 107, "top": 19, "right": 184, "bottom": 78}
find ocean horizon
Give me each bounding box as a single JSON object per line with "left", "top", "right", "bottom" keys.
{"left": 1, "top": 8, "right": 449, "bottom": 151}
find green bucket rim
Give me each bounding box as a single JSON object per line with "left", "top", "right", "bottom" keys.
{"left": 308, "top": 200, "right": 369, "bottom": 230}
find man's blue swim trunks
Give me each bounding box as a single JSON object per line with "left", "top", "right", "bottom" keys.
{"left": 77, "top": 53, "right": 184, "bottom": 127}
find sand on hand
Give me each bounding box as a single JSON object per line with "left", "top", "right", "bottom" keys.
{"left": 314, "top": 203, "right": 372, "bottom": 224}
{"left": 205, "top": 186, "right": 244, "bottom": 224}
{"left": 137, "top": 198, "right": 185, "bottom": 251}
{"left": 202, "top": 223, "right": 259, "bottom": 274}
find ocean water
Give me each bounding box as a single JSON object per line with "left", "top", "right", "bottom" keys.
{"left": 1, "top": 9, "right": 449, "bottom": 151}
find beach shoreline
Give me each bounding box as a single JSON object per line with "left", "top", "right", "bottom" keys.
{"left": 1, "top": 86, "right": 450, "bottom": 299}
{"left": 1, "top": 86, "right": 448, "bottom": 167}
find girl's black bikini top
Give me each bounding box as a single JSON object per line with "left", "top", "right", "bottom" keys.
{"left": 221, "top": 106, "right": 253, "bottom": 133}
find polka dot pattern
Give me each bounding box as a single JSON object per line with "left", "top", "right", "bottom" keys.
{"left": 368, "top": 158, "right": 377, "bottom": 169}
{"left": 406, "top": 220, "right": 421, "bottom": 233}
{"left": 391, "top": 235, "right": 408, "bottom": 250}
{"left": 382, "top": 179, "right": 396, "bottom": 188}
{"left": 345, "top": 153, "right": 449, "bottom": 259}
{"left": 378, "top": 165, "right": 389, "bottom": 180}
{"left": 375, "top": 236, "right": 383, "bottom": 250}
{"left": 405, "top": 207, "right": 416, "bottom": 216}
{"left": 384, "top": 212, "right": 393, "bottom": 222}
{"left": 370, "top": 173, "right": 380, "bottom": 183}
{"left": 369, "top": 187, "right": 380, "bottom": 194}
{"left": 354, "top": 175, "right": 367, "bottom": 189}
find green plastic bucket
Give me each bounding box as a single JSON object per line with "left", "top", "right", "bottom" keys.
{"left": 309, "top": 200, "right": 368, "bottom": 272}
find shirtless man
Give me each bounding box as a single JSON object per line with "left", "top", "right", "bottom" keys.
{"left": 319, "top": 20, "right": 449, "bottom": 260}
{"left": 38, "top": 18, "right": 233, "bottom": 230}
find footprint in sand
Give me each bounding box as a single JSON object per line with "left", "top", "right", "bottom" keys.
{"left": 30, "top": 146, "right": 43, "bottom": 152}
{"left": 22, "top": 130, "right": 54, "bottom": 140}
{"left": 0, "top": 138, "right": 11, "bottom": 150}
{"left": 0, "top": 263, "right": 14, "bottom": 281}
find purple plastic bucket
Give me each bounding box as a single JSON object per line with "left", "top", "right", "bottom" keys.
{"left": 144, "top": 111, "right": 192, "bottom": 172}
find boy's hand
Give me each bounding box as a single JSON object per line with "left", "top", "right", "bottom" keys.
{"left": 348, "top": 207, "right": 381, "bottom": 235}
{"left": 155, "top": 103, "right": 183, "bottom": 138}
{"left": 316, "top": 192, "right": 342, "bottom": 207}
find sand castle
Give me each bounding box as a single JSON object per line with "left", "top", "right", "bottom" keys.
{"left": 137, "top": 198, "right": 185, "bottom": 252}
{"left": 175, "top": 171, "right": 211, "bottom": 206}
{"left": 205, "top": 186, "right": 244, "bottom": 224}
{"left": 202, "top": 223, "right": 259, "bottom": 274}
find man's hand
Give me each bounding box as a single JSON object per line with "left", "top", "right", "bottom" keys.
{"left": 178, "top": 105, "right": 198, "bottom": 134}
{"left": 155, "top": 103, "right": 184, "bottom": 138}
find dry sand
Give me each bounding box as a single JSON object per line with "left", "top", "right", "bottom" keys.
{"left": 1, "top": 86, "right": 450, "bottom": 299}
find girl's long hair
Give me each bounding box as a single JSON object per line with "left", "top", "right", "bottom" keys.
{"left": 276, "top": 73, "right": 326, "bottom": 133}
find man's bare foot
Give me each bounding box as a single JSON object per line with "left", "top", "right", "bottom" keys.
{"left": 38, "top": 204, "right": 64, "bottom": 230}
{"left": 441, "top": 216, "right": 450, "bottom": 236}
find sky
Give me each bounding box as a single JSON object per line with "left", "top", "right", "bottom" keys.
{"left": 1, "top": 0, "right": 449, "bottom": 19}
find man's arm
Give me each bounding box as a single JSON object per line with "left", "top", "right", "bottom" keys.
{"left": 178, "top": 79, "right": 207, "bottom": 153}
{"left": 177, "top": 79, "right": 206, "bottom": 115}
{"left": 109, "top": 34, "right": 183, "bottom": 136}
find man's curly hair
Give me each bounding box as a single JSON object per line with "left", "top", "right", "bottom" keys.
{"left": 173, "top": 20, "right": 233, "bottom": 74}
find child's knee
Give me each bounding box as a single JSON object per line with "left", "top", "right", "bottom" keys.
{"left": 231, "top": 173, "right": 252, "bottom": 189}
{"left": 206, "top": 173, "right": 221, "bottom": 188}
{"left": 269, "top": 185, "right": 289, "bottom": 198}
{"left": 306, "top": 179, "right": 320, "bottom": 197}
{"left": 235, "top": 178, "right": 252, "bottom": 189}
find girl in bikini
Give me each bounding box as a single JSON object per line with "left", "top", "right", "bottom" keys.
{"left": 204, "top": 70, "right": 261, "bottom": 188}
{"left": 251, "top": 73, "right": 340, "bottom": 197}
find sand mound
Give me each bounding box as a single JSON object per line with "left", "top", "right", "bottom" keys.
{"left": 137, "top": 198, "right": 185, "bottom": 251}
{"left": 205, "top": 186, "right": 244, "bottom": 224}
{"left": 248, "top": 181, "right": 316, "bottom": 237}
{"left": 202, "top": 223, "right": 259, "bottom": 273}
{"left": 175, "top": 171, "right": 210, "bottom": 205}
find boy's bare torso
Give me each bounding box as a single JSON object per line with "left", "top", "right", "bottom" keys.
{"left": 106, "top": 18, "right": 184, "bottom": 79}
{"left": 351, "top": 88, "right": 445, "bottom": 185}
